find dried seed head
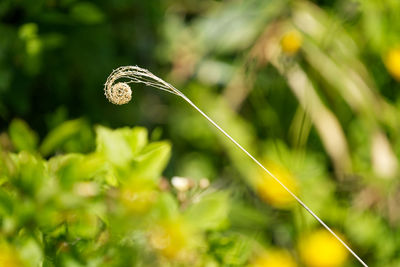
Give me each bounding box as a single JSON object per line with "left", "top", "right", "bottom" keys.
{"left": 106, "top": 82, "right": 132, "bottom": 105}
{"left": 104, "top": 66, "right": 181, "bottom": 106}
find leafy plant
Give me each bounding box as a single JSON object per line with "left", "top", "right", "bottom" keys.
{"left": 0, "top": 120, "right": 235, "bottom": 266}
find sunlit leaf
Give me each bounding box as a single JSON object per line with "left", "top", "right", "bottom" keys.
{"left": 70, "top": 2, "right": 105, "bottom": 24}
{"left": 130, "top": 141, "right": 171, "bottom": 181}
{"left": 95, "top": 126, "right": 148, "bottom": 168}
{"left": 9, "top": 119, "right": 38, "bottom": 152}
{"left": 184, "top": 192, "right": 229, "bottom": 230}
{"left": 40, "top": 119, "right": 94, "bottom": 156}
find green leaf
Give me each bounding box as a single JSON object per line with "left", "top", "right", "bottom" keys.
{"left": 18, "top": 238, "right": 43, "bottom": 267}
{"left": 18, "top": 23, "right": 38, "bottom": 40}
{"left": 68, "top": 211, "right": 100, "bottom": 239}
{"left": 228, "top": 201, "right": 270, "bottom": 229}
{"left": 48, "top": 154, "right": 84, "bottom": 189}
{"left": 195, "top": 0, "right": 284, "bottom": 54}
{"left": 95, "top": 126, "right": 148, "bottom": 168}
{"left": 40, "top": 119, "right": 93, "bottom": 156}
{"left": 10, "top": 152, "right": 47, "bottom": 196}
{"left": 184, "top": 192, "right": 229, "bottom": 230}
{"left": 0, "top": 147, "right": 16, "bottom": 181}
{"left": 154, "top": 193, "right": 179, "bottom": 220}
{"left": 208, "top": 232, "right": 252, "bottom": 265}
{"left": 0, "top": 189, "right": 13, "bottom": 216}
{"left": 9, "top": 119, "right": 38, "bottom": 152}
{"left": 70, "top": 2, "right": 105, "bottom": 24}
{"left": 120, "top": 127, "right": 148, "bottom": 155}
{"left": 130, "top": 141, "right": 171, "bottom": 180}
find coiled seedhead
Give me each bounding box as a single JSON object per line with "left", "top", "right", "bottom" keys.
{"left": 106, "top": 82, "right": 132, "bottom": 105}
{"left": 104, "top": 66, "right": 181, "bottom": 105}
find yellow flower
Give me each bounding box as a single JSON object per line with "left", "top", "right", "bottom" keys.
{"left": 281, "top": 30, "right": 302, "bottom": 55}
{"left": 256, "top": 161, "right": 299, "bottom": 208}
{"left": 384, "top": 47, "right": 400, "bottom": 81}
{"left": 149, "top": 218, "right": 193, "bottom": 261}
{"left": 249, "top": 249, "right": 297, "bottom": 267}
{"left": 299, "top": 229, "right": 348, "bottom": 267}
{"left": 120, "top": 179, "right": 157, "bottom": 213}
{"left": 0, "top": 243, "right": 23, "bottom": 267}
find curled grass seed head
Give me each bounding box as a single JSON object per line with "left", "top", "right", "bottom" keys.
{"left": 107, "top": 82, "right": 132, "bottom": 105}
{"left": 104, "top": 66, "right": 181, "bottom": 105}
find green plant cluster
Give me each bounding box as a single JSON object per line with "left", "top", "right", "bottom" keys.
{"left": 0, "top": 119, "right": 242, "bottom": 266}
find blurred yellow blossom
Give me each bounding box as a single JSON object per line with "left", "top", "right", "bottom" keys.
{"left": 255, "top": 161, "right": 299, "bottom": 208}
{"left": 149, "top": 217, "right": 194, "bottom": 261}
{"left": 299, "top": 229, "right": 348, "bottom": 267}
{"left": 249, "top": 249, "right": 297, "bottom": 267}
{"left": 384, "top": 47, "right": 400, "bottom": 81}
{"left": 120, "top": 179, "right": 157, "bottom": 213}
{"left": 281, "top": 30, "right": 302, "bottom": 55}
{"left": 0, "top": 243, "right": 23, "bottom": 267}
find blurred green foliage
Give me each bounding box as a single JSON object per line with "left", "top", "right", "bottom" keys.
{"left": 1, "top": 0, "right": 400, "bottom": 266}
{"left": 1, "top": 121, "right": 233, "bottom": 266}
